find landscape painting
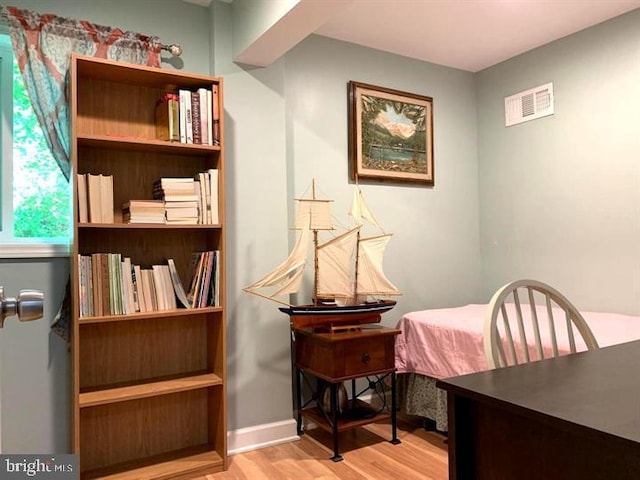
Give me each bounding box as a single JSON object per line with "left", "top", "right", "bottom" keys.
{"left": 348, "top": 81, "right": 434, "bottom": 185}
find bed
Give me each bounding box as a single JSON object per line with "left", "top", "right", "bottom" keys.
{"left": 394, "top": 302, "right": 640, "bottom": 431}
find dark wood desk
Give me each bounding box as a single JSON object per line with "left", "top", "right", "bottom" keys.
{"left": 437, "top": 340, "right": 640, "bottom": 480}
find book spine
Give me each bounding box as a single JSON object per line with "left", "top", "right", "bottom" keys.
{"left": 191, "top": 91, "right": 202, "bottom": 145}
{"left": 77, "top": 174, "right": 88, "bottom": 223}
{"left": 155, "top": 92, "right": 180, "bottom": 142}
{"left": 212, "top": 84, "right": 220, "bottom": 146}
{"left": 198, "top": 88, "right": 209, "bottom": 146}
{"left": 178, "top": 89, "right": 189, "bottom": 143}
{"left": 206, "top": 89, "right": 213, "bottom": 146}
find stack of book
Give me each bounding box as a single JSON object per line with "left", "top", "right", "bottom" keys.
{"left": 77, "top": 173, "right": 114, "bottom": 224}
{"left": 153, "top": 177, "right": 199, "bottom": 224}
{"left": 122, "top": 200, "right": 165, "bottom": 224}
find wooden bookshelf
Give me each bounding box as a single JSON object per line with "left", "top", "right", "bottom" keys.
{"left": 70, "top": 54, "right": 226, "bottom": 478}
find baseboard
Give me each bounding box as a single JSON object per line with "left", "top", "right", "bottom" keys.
{"left": 226, "top": 392, "right": 388, "bottom": 455}
{"left": 227, "top": 418, "right": 299, "bottom": 455}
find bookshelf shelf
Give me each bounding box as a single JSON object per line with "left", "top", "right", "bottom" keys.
{"left": 78, "top": 133, "right": 221, "bottom": 155}
{"left": 78, "top": 223, "right": 221, "bottom": 229}
{"left": 71, "top": 53, "right": 227, "bottom": 478}
{"left": 81, "top": 448, "right": 224, "bottom": 480}
{"left": 79, "top": 373, "right": 223, "bottom": 407}
{"left": 77, "top": 306, "right": 223, "bottom": 325}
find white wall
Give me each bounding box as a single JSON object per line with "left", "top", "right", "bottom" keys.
{"left": 477, "top": 9, "right": 640, "bottom": 315}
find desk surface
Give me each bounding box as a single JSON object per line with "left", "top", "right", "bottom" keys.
{"left": 437, "top": 339, "right": 640, "bottom": 445}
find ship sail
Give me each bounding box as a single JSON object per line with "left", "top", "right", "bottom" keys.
{"left": 357, "top": 234, "right": 400, "bottom": 296}
{"left": 349, "top": 186, "right": 400, "bottom": 298}
{"left": 242, "top": 221, "right": 310, "bottom": 304}
{"left": 317, "top": 227, "right": 360, "bottom": 299}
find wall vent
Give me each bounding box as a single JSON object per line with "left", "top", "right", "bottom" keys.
{"left": 505, "top": 83, "right": 554, "bottom": 127}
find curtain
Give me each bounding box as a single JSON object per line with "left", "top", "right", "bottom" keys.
{"left": 2, "top": 5, "right": 162, "bottom": 180}
{"left": 1, "top": 6, "right": 164, "bottom": 342}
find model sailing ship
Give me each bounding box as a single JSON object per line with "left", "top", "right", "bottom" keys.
{"left": 244, "top": 181, "right": 400, "bottom": 322}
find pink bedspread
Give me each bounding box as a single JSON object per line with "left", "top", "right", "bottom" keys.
{"left": 394, "top": 304, "right": 640, "bottom": 379}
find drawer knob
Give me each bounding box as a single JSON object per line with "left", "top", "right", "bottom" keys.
{"left": 361, "top": 352, "right": 371, "bottom": 363}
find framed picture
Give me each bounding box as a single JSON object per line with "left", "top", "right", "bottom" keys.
{"left": 348, "top": 81, "right": 434, "bottom": 185}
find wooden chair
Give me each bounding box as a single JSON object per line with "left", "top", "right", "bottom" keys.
{"left": 484, "top": 279, "right": 599, "bottom": 369}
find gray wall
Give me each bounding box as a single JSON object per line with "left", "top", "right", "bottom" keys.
{"left": 477, "top": 9, "right": 640, "bottom": 315}
{"left": 4, "top": 0, "right": 638, "bottom": 455}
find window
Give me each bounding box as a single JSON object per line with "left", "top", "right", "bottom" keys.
{"left": 0, "top": 32, "right": 71, "bottom": 258}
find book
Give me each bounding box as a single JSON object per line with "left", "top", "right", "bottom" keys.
{"left": 165, "top": 207, "right": 199, "bottom": 220}
{"left": 133, "top": 264, "right": 146, "bottom": 313}
{"left": 206, "top": 89, "right": 213, "bottom": 146}
{"left": 178, "top": 89, "right": 189, "bottom": 143}
{"left": 208, "top": 169, "right": 219, "bottom": 224}
{"left": 87, "top": 173, "right": 102, "bottom": 223}
{"left": 123, "top": 199, "right": 165, "bottom": 224}
{"left": 212, "top": 84, "right": 220, "bottom": 145}
{"left": 191, "top": 90, "right": 202, "bottom": 144}
{"left": 121, "top": 257, "right": 135, "bottom": 314}
{"left": 152, "top": 265, "right": 168, "bottom": 311}
{"left": 179, "top": 89, "right": 193, "bottom": 144}
{"left": 160, "top": 265, "right": 177, "bottom": 310}
{"left": 91, "top": 253, "right": 103, "bottom": 316}
{"left": 77, "top": 174, "right": 88, "bottom": 223}
{"left": 186, "top": 252, "right": 205, "bottom": 307}
{"left": 122, "top": 200, "right": 165, "bottom": 210}
{"left": 155, "top": 92, "right": 180, "bottom": 142}
{"left": 198, "top": 88, "right": 209, "bottom": 146}
{"left": 167, "top": 259, "right": 192, "bottom": 309}
{"left": 100, "top": 175, "right": 114, "bottom": 224}
{"left": 141, "top": 269, "right": 157, "bottom": 312}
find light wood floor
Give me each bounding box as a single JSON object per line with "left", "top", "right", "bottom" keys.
{"left": 204, "top": 417, "right": 448, "bottom": 480}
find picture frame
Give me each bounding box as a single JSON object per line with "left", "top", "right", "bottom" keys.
{"left": 348, "top": 81, "right": 434, "bottom": 185}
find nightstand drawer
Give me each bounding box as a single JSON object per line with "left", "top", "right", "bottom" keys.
{"left": 344, "top": 338, "right": 389, "bottom": 376}
{"left": 294, "top": 326, "right": 399, "bottom": 381}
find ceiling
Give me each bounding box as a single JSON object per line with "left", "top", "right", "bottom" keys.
{"left": 313, "top": 1, "right": 640, "bottom": 72}
{"left": 186, "top": 0, "right": 640, "bottom": 71}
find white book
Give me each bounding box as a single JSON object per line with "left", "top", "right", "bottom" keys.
{"left": 184, "top": 90, "right": 193, "bottom": 144}
{"left": 160, "top": 265, "right": 177, "bottom": 310}
{"left": 198, "top": 88, "right": 209, "bottom": 146}
{"left": 208, "top": 169, "right": 219, "bottom": 224}
{"left": 86, "top": 173, "right": 102, "bottom": 223}
{"left": 178, "top": 89, "right": 189, "bottom": 143}
{"left": 206, "top": 89, "right": 213, "bottom": 146}
{"left": 152, "top": 265, "right": 168, "bottom": 311}
{"left": 202, "top": 171, "right": 211, "bottom": 224}
{"left": 101, "top": 174, "right": 114, "bottom": 224}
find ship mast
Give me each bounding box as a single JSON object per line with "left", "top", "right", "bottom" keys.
{"left": 312, "top": 180, "right": 320, "bottom": 306}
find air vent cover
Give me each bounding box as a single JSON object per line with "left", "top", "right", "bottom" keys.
{"left": 505, "top": 83, "right": 554, "bottom": 127}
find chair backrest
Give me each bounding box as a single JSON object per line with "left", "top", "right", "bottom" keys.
{"left": 484, "top": 279, "right": 599, "bottom": 369}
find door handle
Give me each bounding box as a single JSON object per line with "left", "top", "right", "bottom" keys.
{"left": 0, "top": 286, "right": 44, "bottom": 327}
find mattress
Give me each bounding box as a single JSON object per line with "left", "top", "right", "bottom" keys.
{"left": 395, "top": 303, "right": 640, "bottom": 379}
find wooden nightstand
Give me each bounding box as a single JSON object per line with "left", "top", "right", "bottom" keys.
{"left": 293, "top": 324, "right": 401, "bottom": 461}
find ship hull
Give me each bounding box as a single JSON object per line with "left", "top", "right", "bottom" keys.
{"left": 279, "top": 299, "right": 396, "bottom": 317}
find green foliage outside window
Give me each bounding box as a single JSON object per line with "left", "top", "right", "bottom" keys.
{"left": 12, "top": 56, "right": 71, "bottom": 239}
